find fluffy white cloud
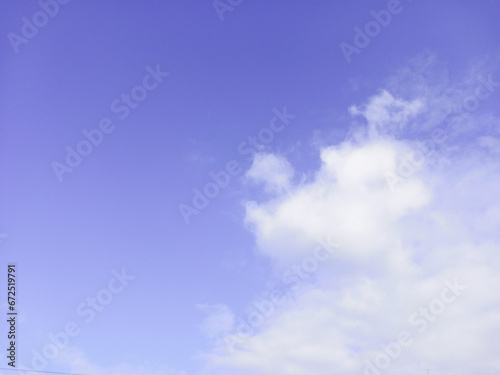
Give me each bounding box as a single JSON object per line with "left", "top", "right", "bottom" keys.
{"left": 243, "top": 138, "right": 430, "bottom": 264}
{"left": 202, "top": 60, "right": 500, "bottom": 375}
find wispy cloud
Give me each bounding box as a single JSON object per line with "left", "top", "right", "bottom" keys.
{"left": 244, "top": 153, "right": 295, "bottom": 195}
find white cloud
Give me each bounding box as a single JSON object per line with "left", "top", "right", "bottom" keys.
{"left": 202, "top": 59, "right": 500, "bottom": 375}
{"left": 244, "top": 153, "right": 295, "bottom": 195}
{"left": 243, "top": 138, "right": 430, "bottom": 263}
{"left": 349, "top": 90, "right": 425, "bottom": 138}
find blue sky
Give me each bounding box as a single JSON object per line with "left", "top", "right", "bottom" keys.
{"left": 1, "top": 1, "right": 500, "bottom": 375}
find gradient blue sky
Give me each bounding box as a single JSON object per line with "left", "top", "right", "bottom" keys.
{"left": 1, "top": 1, "right": 500, "bottom": 375}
